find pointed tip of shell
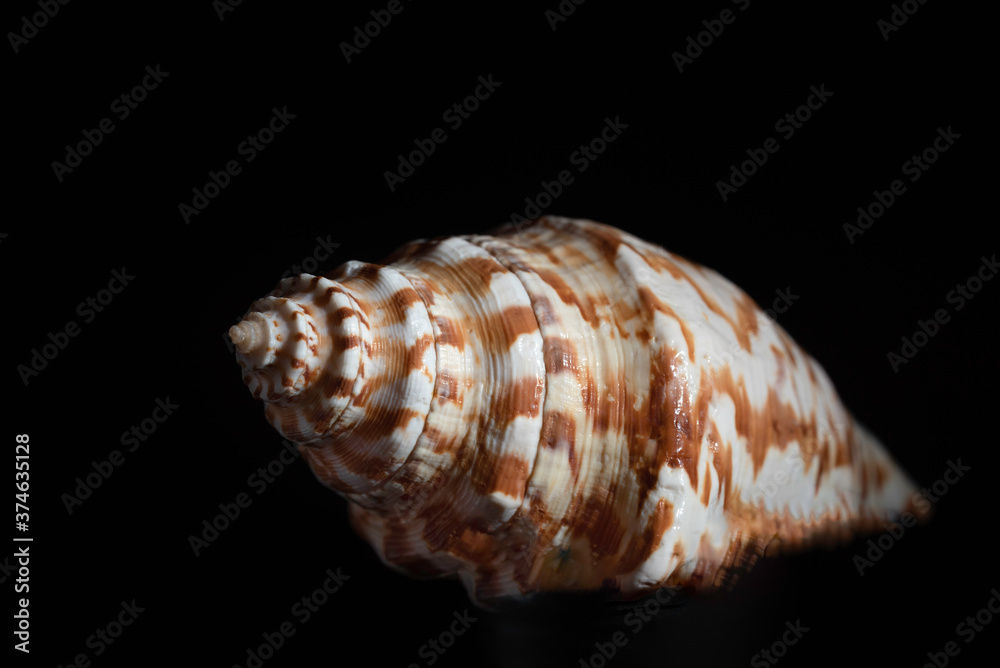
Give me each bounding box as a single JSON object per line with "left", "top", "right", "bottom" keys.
{"left": 230, "top": 319, "right": 265, "bottom": 355}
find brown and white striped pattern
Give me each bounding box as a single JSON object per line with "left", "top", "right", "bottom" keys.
{"left": 231, "top": 217, "right": 927, "bottom": 604}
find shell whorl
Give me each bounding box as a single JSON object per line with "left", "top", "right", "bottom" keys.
{"left": 232, "top": 216, "right": 925, "bottom": 603}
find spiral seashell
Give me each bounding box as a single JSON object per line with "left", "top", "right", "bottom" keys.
{"left": 230, "top": 216, "right": 926, "bottom": 603}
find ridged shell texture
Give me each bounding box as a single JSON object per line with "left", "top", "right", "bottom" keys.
{"left": 231, "top": 217, "right": 924, "bottom": 603}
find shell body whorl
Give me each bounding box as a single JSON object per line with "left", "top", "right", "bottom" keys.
{"left": 231, "top": 217, "right": 925, "bottom": 603}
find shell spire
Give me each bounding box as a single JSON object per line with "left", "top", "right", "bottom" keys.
{"left": 231, "top": 217, "right": 927, "bottom": 604}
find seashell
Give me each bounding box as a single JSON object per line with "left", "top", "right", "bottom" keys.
{"left": 229, "top": 216, "right": 926, "bottom": 604}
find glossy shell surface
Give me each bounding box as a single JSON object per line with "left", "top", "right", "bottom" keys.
{"left": 231, "top": 217, "right": 924, "bottom": 603}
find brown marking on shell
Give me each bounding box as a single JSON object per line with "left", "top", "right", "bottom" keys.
{"left": 710, "top": 364, "right": 820, "bottom": 477}
{"left": 648, "top": 345, "right": 698, "bottom": 490}
{"left": 351, "top": 374, "right": 378, "bottom": 408}
{"left": 708, "top": 421, "right": 732, "bottom": 509}
{"left": 560, "top": 237, "right": 595, "bottom": 266}
{"left": 323, "top": 374, "right": 354, "bottom": 399}
{"left": 411, "top": 255, "right": 507, "bottom": 307}
{"left": 380, "top": 519, "right": 449, "bottom": 577}
{"left": 734, "top": 294, "right": 760, "bottom": 341}
{"left": 406, "top": 333, "right": 434, "bottom": 377}
{"left": 453, "top": 256, "right": 510, "bottom": 295}
{"left": 778, "top": 329, "right": 799, "bottom": 367}
{"left": 352, "top": 263, "right": 383, "bottom": 283}
{"left": 544, "top": 337, "right": 578, "bottom": 375}
{"left": 814, "top": 438, "right": 830, "bottom": 495}
{"left": 426, "top": 424, "right": 463, "bottom": 455}
{"left": 385, "top": 286, "right": 424, "bottom": 323}
{"left": 770, "top": 343, "right": 785, "bottom": 374}
{"left": 636, "top": 285, "right": 695, "bottom": 360}
{"left": 311, "top": 405, "right": 340, "bottom": 434}
{"left": 591, "top": 369, "right": 629, "bottom": 436}
{"left": 701, "top": 462, "right": 713, "bottom": 506}
{"left": 448, "top": 527, "right": 497, "bottom": 565}
{"left": 541, "top": 245, "right": 563, "bottom": 266}
{"left": 836, "top": 423, "right": 854, "bottom": 467}
{"left": 495, "top": 305, "right": 539, "bottom": 347}
{"left": 481, "top": 376, "right": 544, "bottom": 434}
{"left": 642, "top": 251, "right": 686, "bottom": 282}
{"left": 406, "top": 275, "right": 438, "bottom": 307}
{"left": 874, "top": 462, "right": 887, "bottom": 490}
{"left": 334, "top": 334, "right": 360, "bottom": 350}
{"left": 364, "top": 405, "right": 423, "bottom": 441}
{"left": 302, "top": 365, "right": 321, "bottom": 387}
{"left": 692, "top": 367, "right": 713, "bottom": 444}
{"left": 315, "top": 286, "right": 336, "bottom": 307}
{"left": 710, "top": 531, "right": 773, "bottom": 589}
{"left": 331, "top": 434, "right": 394, "bottom": 480}
{"left": 419, "top": 497, "right": 497, "bottom": 564}
{"left": 471, "top": 451, "right": 534, "bottom": 498}
{"left": 405, "top": 250, "right": 542, "bottom": 469}
{"left": 519, "top": 492, "right": 553, "bottom": 545}
{"left": 619, "top": 498, "right": 674, "bottom": 573}
{"left": 433, "top": 315, "right": 465, "bottom": 350}
{"left": 531, "top": 293, "right": 561, "bottom": 328}
{"left": 806, "top": 358, "right": 818, "bottom": 385}
{"left": 539, "top": 411, "right": 578, "bottom": 476}
{"left": 299, "top": 303, "right": 317, "bottom": 324}
{"left": 608, "top": 294, "right": 640, "bottom": 339}
{"left": 350, "top": 344, "right": 405, "bottom": 406}
{"left": 436, "top": 369, "right": 461, "bottom": 407}
{"left": 644, "top": 253, "right": 753, "bottom": 352}
{"left": 316, "top": 281, "right": 369, "bottom": 327}
{"left": 666, "top": 541, "right": 688, "bottom": 587}
{"left": 534, "top": 268, "right": 602, "bottom": 329}
{"left": 578, "top": 221, "right": 624, "bottom": 265}
{"left": 332, "top": 306, "right": 354, "bottom": 324}
{"left": 572, "top": 495, "right": 626, "bottom": 558}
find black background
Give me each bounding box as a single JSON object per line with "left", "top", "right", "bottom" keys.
{"left": 6, "top": 1, "right": 995, "bottom": 667}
